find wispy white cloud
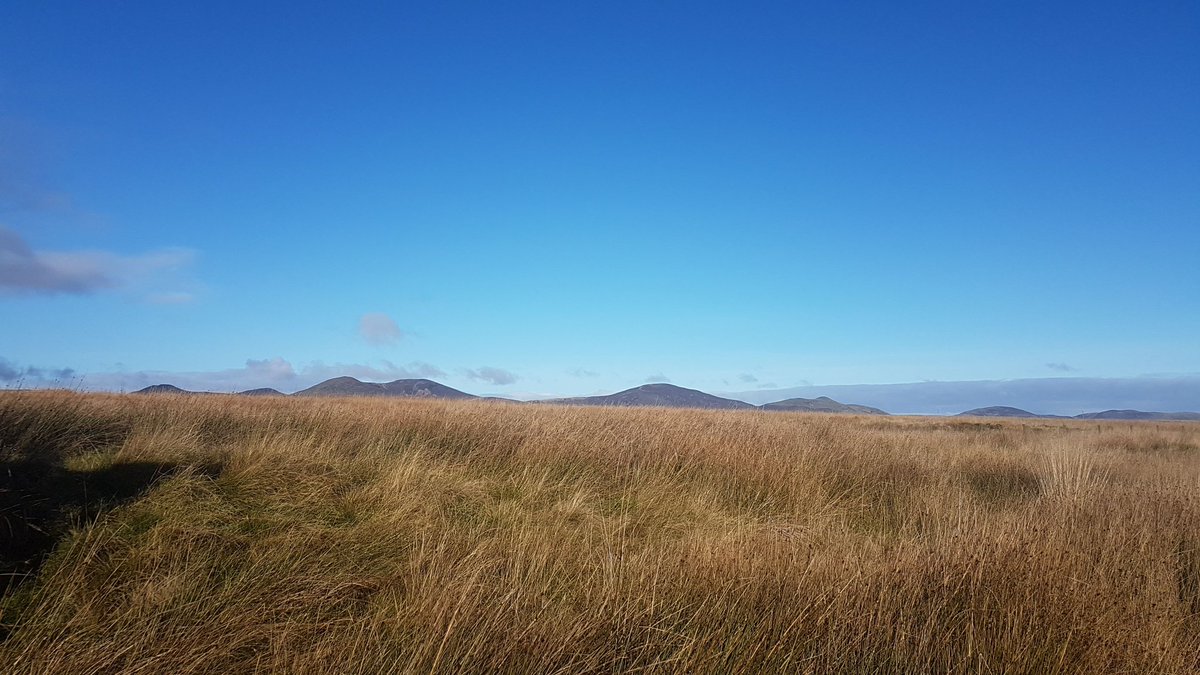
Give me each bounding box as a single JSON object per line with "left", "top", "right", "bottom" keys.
{"left": 1046, "top": 362, "right": 1078, "bottom": 373}
{"left": 644, "top": 373, "right": 671, "bottom": 383}
{"left": 0, "top": 225, "right": 195, "bottom": 297}
{"left": 377, "top": 360, "right": 444, "bottom": 379}
{"left": 13, "top": 357, "right": 447, "bottom": 393}
{"left": 464, "top": 366, "right": 519, "bottom": 386}
{"left": 359, "top": 312, "right": 404, "bottom": 346}
{"left": 306, "top": 360, "right": 444, "bottom": 382}
{"left": 0, "top": 356, "right": 75, "bottom": 384}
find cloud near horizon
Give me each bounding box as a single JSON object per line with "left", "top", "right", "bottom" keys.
{"left": 0, "top": 356, "right": 75, "bottom": 383}
{"left": 301, "top": 359, "right": 445, "bottom": 384}
{"left": 723, "top": 375, "right": 1200, "bottom": 416}
{"left": 464, "top": 366, "right": 519, "bottom": 386}
{"left": 644, "top": 373, "right": 671, "bottom": 383}
{"left": 0, "top": 225, "right": 194, "bottom": 297}
{"left": 12, "top": 357, "right": 447, "bottom": 394}
{"left": 359, "top": 313, "right": 404, "bottom": 346}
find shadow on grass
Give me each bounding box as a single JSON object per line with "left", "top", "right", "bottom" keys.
{"left": 0, "top": 459, "right": 222, "bottom": 597}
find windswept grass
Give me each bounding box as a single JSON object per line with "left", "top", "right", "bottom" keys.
{"left": 1, "top": 390, "right": 1198, "bottom": 673}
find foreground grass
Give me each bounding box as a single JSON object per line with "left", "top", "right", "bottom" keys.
{"left": 0, "top": 391, "right": 1197, "bottom": 673}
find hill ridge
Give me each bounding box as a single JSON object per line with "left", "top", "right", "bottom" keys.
{"left": 545, "top": 383, "right": 754, "bottom": 410}
{"left": 293, "top": 377, "right": 475, "bottom": 399}
{"left": 762, "top": 396, "right": 888, "bottom": 415}
{"left": 131, "top": 377, "right": 1199, "bottom": 418}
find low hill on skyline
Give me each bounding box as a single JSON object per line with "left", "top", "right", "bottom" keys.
{"left": 956, "top": 406, "right": 1044, "bottom": 418}
{"left": 954, "top": 406, "right": 1200, "bottom": 421}
{"left": 292, "top": 376, "right": 475, "bottom": 399}
{"left": 132, "top": 384, "right": 197, "bottom": 395}
{"left": 1075, "top": 409, "right": 1200, "bottom": 421}
{"left": 545, "top": 383, "right": 755, "bottom": 410}
{"left": 761, "top": 396, "right": 888, "bottom": 415}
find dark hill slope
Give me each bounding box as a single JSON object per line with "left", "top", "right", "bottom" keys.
{"left": 761, "top": 396, "right": 888, "bottom": 415}
{"left": 133, "top": 384, "right": 196, "bottom": 395}
{"left": 956, "top": 406, "right": 1043, "bottom": 418}
{"left": 294, "top": 377, "right": 475, "bottom": 399}
{"left": 547, "top": 383, "right": 753, "bottom": 410}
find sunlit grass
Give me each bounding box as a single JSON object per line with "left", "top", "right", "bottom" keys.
{"left": 1, "top": 390, "right": 1197, "bottom": 673}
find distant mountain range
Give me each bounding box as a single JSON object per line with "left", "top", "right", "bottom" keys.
{"left": 1074, "top": 409, "right": 1200, "bottom": 421}
{"left": 129, "top": 378, "right": 1199, "bottom": 419}
{"left": 957, "top": 406, "right": 1200, "bottom": 421}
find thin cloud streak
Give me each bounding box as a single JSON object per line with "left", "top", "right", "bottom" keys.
{"left": 359, "top": 313, "right": 404, "bottom": 346}
{"left": 0, "top": 225, "right": 194, "bottom": 296}
{"left": 464, "top": 367, "right": 519, "bottom": 386}
{"left": 17, "top": 357, "right": 447, "bottom": 394}
{"left": 0, "top": 356, "right": 75, "bottom": 383}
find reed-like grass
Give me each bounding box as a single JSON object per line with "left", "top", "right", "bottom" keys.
{"left": 1, "top": 390, "right": 1197, "bottom": 673}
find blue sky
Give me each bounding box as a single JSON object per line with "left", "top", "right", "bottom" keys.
{"left": 1, "top": 1, "right": 1198, "bottom": 409}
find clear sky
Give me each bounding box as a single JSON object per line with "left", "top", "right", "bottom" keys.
{"left": 1, "top": 1, "right": 1198, "bottom": 405}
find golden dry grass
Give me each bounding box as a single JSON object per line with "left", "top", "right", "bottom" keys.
{"left": 1, "top": 390, "right": 1198, "bottom": 673}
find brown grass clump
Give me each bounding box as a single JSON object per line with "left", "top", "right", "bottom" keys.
{"left": 1, "top": 390, "right": 1197, "bottom": 673}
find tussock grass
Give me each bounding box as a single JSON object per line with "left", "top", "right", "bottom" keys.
{"left": 1, "top": 390, "right": 1198, "bottom": 673}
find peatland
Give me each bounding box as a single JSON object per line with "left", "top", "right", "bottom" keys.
{"left": 1, "top": 390, "right": 1197, "bottom": 673}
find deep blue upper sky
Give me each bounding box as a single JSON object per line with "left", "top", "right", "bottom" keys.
{"left": 1, "top": 1, "right": 1197, "bottom": 402}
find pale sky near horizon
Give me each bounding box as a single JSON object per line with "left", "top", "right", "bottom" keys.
{"left": 1, "top": 1, "right": 1197, "bottom": 404}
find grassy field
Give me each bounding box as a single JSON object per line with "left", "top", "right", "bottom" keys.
{"left": 1, "top": 390, "right": 1198, "bottom": 673}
